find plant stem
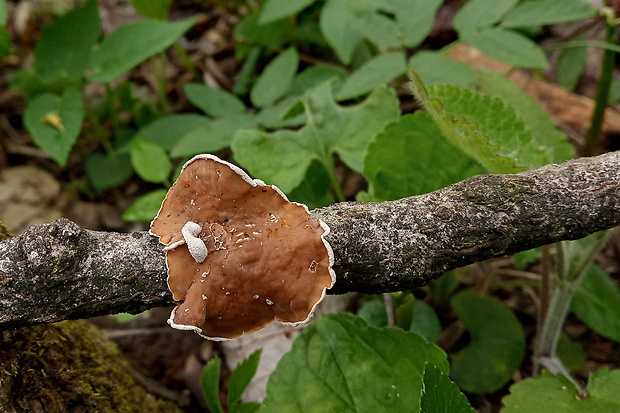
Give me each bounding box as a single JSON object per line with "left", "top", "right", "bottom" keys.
{"left": 173, "top": 41, "right": 197, "bottom": 78}
{"left": 584, "top": 7, "right": 617, "bottom": 156}
{"left": 153, "top": 52, "right": 170, "bottom": 112}
{"left": 322, "top": 158, "right": 346, "bottom": 202}
{"left": 533, "top": 231, "right": 611, "bottom": 379}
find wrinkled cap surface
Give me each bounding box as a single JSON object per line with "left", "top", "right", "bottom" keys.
{"left": 150, "top": 154, "right": 335, "bottom": 340}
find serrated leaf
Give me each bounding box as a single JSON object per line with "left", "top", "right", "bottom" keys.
{"left": 250, "top": 47, "right": 299, "bottom": 107}
{"left": 34, "top": 0, "right": 101, "bottom": 82}
{"left": 129, "top": 0, "right": 171, "bottom": 20}
{"left": 450, "top": 290, "right": 525, "bottom": 394}
{"left": 421, "top": 364, "right": 475, "bottom": 413}
{"left": 259, "top": 0, "right": 316, "bottom": 24}
{"left": 502, "top": 0, "right": 597, "bottom": 28}
{"left": 122, "top": 189, "right": 168, "bottom": 222}
{"left": 428, "top": 83, "right": 544, "bottom": 168}
{"left": 89, "top": 18, "right": 195, "bottom": 82}
{"left": 137, "top": 114, "right": 211, "bottom": 151}
{"left": 24, "top": 89, "right": 84, "bottom": 166}
{"left": 410, "top": 72, "right": 523, "bottom": 175}
{"left": 502, "top": 369, "right": 620, "bottom": 412}
{"left": 336, "top": 52, "right": 406, "bottom": 100}
{"left": 130, "top": 137, "right": 171, "bottom": 184}
{"left": 572, "top": 265, "right": 620, "bottom": 343}
{"left": 171, "top": 114, "right": 257, "bottom": 157}
{"left": 184, "top": 83, "right": 246, "bottom": 118}
{"left": 261, "top": 313, "right": 449, "bottom": 412}
{"left": 453, "top": 0, "right": 519, "bottom": 31}
{"left": 477, "top": 70, "right": 576, "bottom": 163}
{"left": 232, "top": 83, "right": 399, "bottom": 192}
{"left": 201, "top": 358, "right": 224, "bottom": 413}
{"left": 557, "top": 35, "right": 587, "bottom": 91}
{"left": 409, "top": 51, "right": 476, "bottom": 88}
{"left": 84, "top": 152, "right": 133, "bottom": 193}
{"left": 364, "top": 112, "right": 486, "bottom": 201}
{"left": 460, "top": 28, "right": 548, "bottom": 69}
{"left": 228, "top": 350, "right": 262, "bottom": 407}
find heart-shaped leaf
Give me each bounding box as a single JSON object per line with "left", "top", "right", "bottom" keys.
{"left": 24, "top": 89, "right": 84, "bottom": 166}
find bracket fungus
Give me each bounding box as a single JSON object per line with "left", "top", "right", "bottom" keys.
{"left": 150, "top": 154, "right": 335, "bottom": 340}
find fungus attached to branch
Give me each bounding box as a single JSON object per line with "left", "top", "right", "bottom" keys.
{"left": 150, "top": 154, "right": 335, "bottom": 340}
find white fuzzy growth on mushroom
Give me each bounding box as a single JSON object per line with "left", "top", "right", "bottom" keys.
{"left": 182, "top": 221, "right": 208, "bottom": 263}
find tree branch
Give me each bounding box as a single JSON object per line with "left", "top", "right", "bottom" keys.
{"left": 1, "top": 152, "right": 619, "bottom": 329}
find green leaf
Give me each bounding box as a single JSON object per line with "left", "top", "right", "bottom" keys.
{"left": 421, "top": 364, "right": 475, "bottom": 413}
{"left": 286, "top": 159, "right": 333, "bottom": 209}
{"left": 319, "top": 0, "right": 359, "bottom": 64}
{"left": 171, "top": 114, "right": 257, "bottom": 157}
{"left": 410, "top": 300, "right": 441, "bottom": 343}
{"left": 410, "top": 72, "right": 524, "bottom": 175}
{"left": 450, "top": 290, "right": 525, "bottom": 394}
{"left": 234, "top": 13, "right": 288, "bottom": 59}
{"left": 261, "top": 313, "right": 449, "bottom": 412}
{"left": 183, "top": 83, "right": 246, "bottom": 118}
{"left": 477, "top": 70, "right": 576, "bottom": 163}
{"left": 289, "top": 66, "right": 347, "bottom": 97}
{"left": 0, "top": 0, "right": 7, "bottom": 25}
{"left": 0, "top": 26, "right": 9, "bottom": 58}
{"left": 460, "top": 28, "right": 548, "bottom": 69}
{"left": 129, "top": 0, "right": 171, "bottom": 20}
{"left": 259, "top": 0, "right": 316, "bottom": 24}
{"left": 453, "top": 0, "right": 519, "bottom": 31}
{"left": 34, "top": 0, "right": 101, "bottom": 82}
{"left": 122, "top": 189, "right": 167, "bottom": 222}
{"left": 384, "top": 0, "right": 443, "bottom": 48}
{"left": 24, "top": 89, "right": 84, "bottom": 166}
{"left": 364, "top": 112, "right": 486, "bottom": 201}
{"left": 502, "top": 0, "right": 597, "bottom": 28}
{"left": 513, "top": 247, "right": 541, "bottom": 269}
{"left": 556, "top": 35, "right": 587, "bottom": 91}
{"left": 84, "top": 152, "right": 133, "bottom": 193}
{"left": 428, "top": 83, "right": 545, "bottom": 168}
{"left": 357, "top": 300, "right": 388, "bottom": 328}
{"left": 232, "top": 83, "right": 399, "bottom": 192}
{"left": 336, "top": 52, "right": 407, "bottom": 100}
{"left": 201, "top": 357, "right": 224, "bottom": 413}
{"left": 556, "top": 334, "right": 586, "bottom": 373}
{"left": 250, "top": 47, "right": 299, "bottom": 107}
{"left": 228, "top": 350, "right": 262, "bottom": 407}
{"left": 256, "top": 98, "right": 307, "bottom": 128}
{"left": 130, "top": 137, "right": 171, "bottom": 184}
{"left": 89, "top": 18, "right": 195, "bottom": 82}
{"left": 137, "top": 114, "right": 211, "bottom": 151}
{"left": 502, "top": 369, "right": 620, "bottom": 412}
{"left": 409, "top": 51, "right": 477, "bottom": 88}
{"left": 572, "top": 265, "right": 620, "bottom": 343}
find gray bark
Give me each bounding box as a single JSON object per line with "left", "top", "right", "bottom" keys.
{"left": 1, "top": 152, "right": 619, "bottom": 329}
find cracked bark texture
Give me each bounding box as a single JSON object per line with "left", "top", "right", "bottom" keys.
{"left": 1, "top": 151, "right": 619, "bottom": 329}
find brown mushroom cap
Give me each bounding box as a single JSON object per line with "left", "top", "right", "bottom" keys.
{"left": 150, "top": 154, "right": 335, "bottom": 340}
